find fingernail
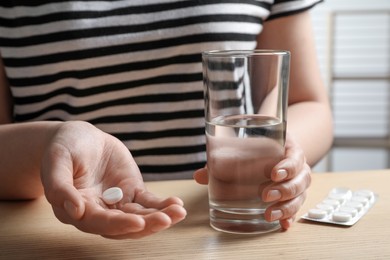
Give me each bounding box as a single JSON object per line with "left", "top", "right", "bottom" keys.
{"left": 276, "top": 169, "right": 288, "bottom": 181}
{"left": 266, "top": 190, "right": 282, "bottom": 202}
{"left": 271, "top": 210, "right": 283, "bottom": 221}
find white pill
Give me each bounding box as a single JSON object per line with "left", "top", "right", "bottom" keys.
{"left": 344, "top": 201, "right": 364, "bottom": 212}
{"left": 351, "top": 196, "right": 369, "bottom": 206}
{"left": 332, "top": 212, "right": 352, "bottom": 222}
{"left": 329, "top": 187, "right": 352, "bottom": 199}
{"left": 338, "top": 206, "right": 358, "bottom": 218}
{"left": 316, "top": 203, "right": 334, "bottom": 214}
{"left": 322, "top": 199, "right": 340, "bottom": 209}
{"left": 327, "top": 193, "right": 347, "bottom": 204}
{"left": 308, "top": 208, "right": 327, "bottom": 219}
{"left": 102, "top": 187, "right": 123, "bottom": 205}
{"left": 353, "top": 189, "right": 374, "bottom": 201}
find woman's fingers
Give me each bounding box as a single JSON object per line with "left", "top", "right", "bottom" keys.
{"left": 264, "top": 191, "right": 307, "bottom": 223}
{"left": 263, "top": 163, "right": 311, "bottom": 202}
{"left": 101, "top": 206, "right": 186, "bottom": 239}
{"left": 193, "top": 167, "right": 208, "bottom": 184}
{"left": 102, "top": 212, "right": 182, "bottom": 240}
{"left": 120, "top": 202, "right": 187, "bottom": 224}
{"left": 60, "top": 201, "right": 184, "bottom": 238}
{"left": 49, "top": 185, "right": 187, "bottom": 239}
{"left": 127, "top": 190, "right": 187, "bottom": 225}
{"left": 56, "top": 201, "right": 147, "bottom": 235}
{"left": 271, "top": 136, "right": 306, "bottom": 182}
{"left": 262, "top": 148, "right": 311, "bottom": 227}
{"left": 41, "top": 142, "right": 87, "bottom": 221}
{"left": 258, "top": 134, "right": 312, "bottom": 229}
{"left": 130, "top": 189, "right": 184, "bottom": 209}
{"left": 101, "top": 212, "right": 171, "bottom": 239}
{"left": 280, "top": 217, "right": 295, "bottom": 230}
{"left": 262, "top": 164, "right": 310, "bottom": 224}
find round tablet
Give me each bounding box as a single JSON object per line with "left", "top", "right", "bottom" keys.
{"left": 351, "top": 196, "right": 369, "bottom": 206}
{"left": 308, "top": 208, "right": 327, "bottom": 219}
{"left": 338, "top": 206, "right": 358, "bottom": 218}
{"left": 316, "top": 203, "right": 334, "bottom": 214}
{"left": 102, "top": 187, "right": 123, "bottom": 205}
{"left": 327, "top": 193, "right": 347, "bottom": 204}
{"left": 322, "top": 199, "right": 340, "bottom": 209}
{"left": 332, "top": 212, "right": 352, "bottom": 222}
{"left": 329, "top": 187, "right": 352, "bottom": 199}
{"left": 353, "top": 189, "right": 374, "bottom": 201}
{"left": 344, "top": 201, "right": 364, "bottom": 212}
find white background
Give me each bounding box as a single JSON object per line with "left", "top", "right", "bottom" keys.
{"left": 310, "top": 0, "right": 390, "bottom": 172}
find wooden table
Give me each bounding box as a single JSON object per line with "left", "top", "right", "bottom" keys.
{"left": 1, "top": 170, "right": 389, "bottom": 260}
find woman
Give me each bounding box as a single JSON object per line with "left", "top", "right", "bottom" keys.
{"left": 0, "top": 0, "right": 332, "bottom": 239}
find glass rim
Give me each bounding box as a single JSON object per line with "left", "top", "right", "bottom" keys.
{"left": 202, "top": 49, "right": 290, "bottom": 57}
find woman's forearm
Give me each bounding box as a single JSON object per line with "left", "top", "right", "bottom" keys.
{"left": 287, "top": 101, "right": 333, "bottom": 166}
{"left": 0, "top": 121, "right": 62, "bottom": 199}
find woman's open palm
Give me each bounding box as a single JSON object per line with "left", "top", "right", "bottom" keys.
{"left": 41, "top": 121, "right": 186, "bottom": 239}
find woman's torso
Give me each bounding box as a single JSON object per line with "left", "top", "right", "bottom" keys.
{"left": 0, "top": 0, "right": 316, "bottom": 180}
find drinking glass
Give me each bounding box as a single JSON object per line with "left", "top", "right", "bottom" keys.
{"left": 202, "top": 50, "right": 290, "bottom": 234}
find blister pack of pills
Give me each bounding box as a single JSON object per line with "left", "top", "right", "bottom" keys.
{"left": 301, "top": 187, "right": 377, "bottom": 226}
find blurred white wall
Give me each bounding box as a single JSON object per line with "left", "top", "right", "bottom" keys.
{"left": 310, "top": 0, "right": 390, "bottom": 172}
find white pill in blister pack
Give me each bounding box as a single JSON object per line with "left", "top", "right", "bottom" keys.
{"left": 102, "top": 187, "right": 123, "bottom": 205}
{"left": 301, "top": 187, "right": 377, "bottom": 226}
{"left": 350, "top": 196, "right": 369, "bottom": 206}
{"left": 316, "top": 203, "right": 334, "bottom": 214}
{"left": 322, "top": 198, "right": 340, "bottom": 209}
{"left": 329, "top": 187, "right": 352, "bottom": 198}
{"left": 327, "top": 193, "right": 347, "bottom": 204}
{"left": 338, "top": 206, "right": 358, "bottom": 218}
{"left": 354, "top": 189, "right": 374, "bottom": 200}
{"left": 344, "top": 201, "right": 364, "bottom": 212}
{"left": 332, "top": 211, "right": 352, "bottom": 222}
{"left": 308, "top": 208, "right": 328, "bottom": 219}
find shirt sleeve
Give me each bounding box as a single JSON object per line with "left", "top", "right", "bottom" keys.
{"left": 267, "top": 0, "right": 324, "bottom": 20}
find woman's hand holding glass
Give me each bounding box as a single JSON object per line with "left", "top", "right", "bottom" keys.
{"left": 194, "top": 133, "right": 311, "bottom": 230}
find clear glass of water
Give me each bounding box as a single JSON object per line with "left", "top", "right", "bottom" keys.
{"left": 202, "top": 50, "right": 290, "bottom": 234}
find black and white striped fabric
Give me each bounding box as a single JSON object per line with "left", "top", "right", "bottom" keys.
{"left": 0, "top": 0, "right": 321, "bottom": 180}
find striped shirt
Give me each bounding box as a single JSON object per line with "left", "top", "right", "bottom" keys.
{"left": 0, "top": 0, "right": 321, "bottom": 180}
